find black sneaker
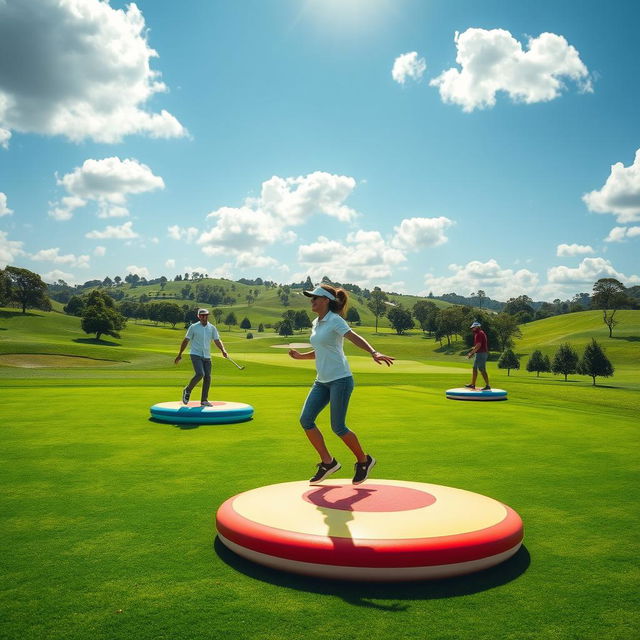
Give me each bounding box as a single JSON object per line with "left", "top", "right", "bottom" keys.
{"left": 353, "top": 455, "right": 376, "bottom": 485}
{"left": 201, "top": 400, "right": 212, "bottom": 407}
{"left": 310, "top": 459, "right": 341, "bottom": 483}
{"left": 464, "top": 383, "right": 475, "bottom": 389}
{"left": 481, "top": 385, "right": 491, "bottom": 391}
{"left": 182, "top": 387, "right": 191, "bottom": 405}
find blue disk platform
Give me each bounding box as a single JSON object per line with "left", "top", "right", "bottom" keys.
{"left": 150, "top": 400, "right": 254, "bottom": 424}
{"left": 446, "top": 387, "right": 507, "bottom": 401}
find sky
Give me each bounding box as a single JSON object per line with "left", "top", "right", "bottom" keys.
{"left": 1, "top": 0, "right": 639, "bottom": 301}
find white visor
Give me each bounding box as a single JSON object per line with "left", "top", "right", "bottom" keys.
{"left": 303, "top": 286, "right": 336, "bottom": 301}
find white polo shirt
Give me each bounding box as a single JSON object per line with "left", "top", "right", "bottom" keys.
{"left": 185, "top": 322, "right": 220, "bottom": 358}
{"left": 309, "top": 311, "right": 352, "bottom": 383}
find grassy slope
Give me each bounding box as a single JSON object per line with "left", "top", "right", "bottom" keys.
{"left": 1, "top": 308, "right": 639, "bottom": 640}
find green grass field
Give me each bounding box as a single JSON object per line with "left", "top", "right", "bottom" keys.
{"left": 1, "top": 308, "right": 639, "bottom": 640}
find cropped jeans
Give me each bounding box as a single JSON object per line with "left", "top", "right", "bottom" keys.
{"left": 299, "top": 376, "right": 354, "bottom": 437}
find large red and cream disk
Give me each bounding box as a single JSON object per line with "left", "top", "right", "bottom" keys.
{"left": 216, "top": 479, "right": 523, "bottom": 581}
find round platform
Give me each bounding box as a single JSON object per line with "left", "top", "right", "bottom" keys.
{"left": 150, "top": 400, "right": 254, "bottom": 424}
{"left": 216, "top": 479, "right": 523, "bottom": 581}
{"left": 446, "top": 387, "right": 507, "bottom": 401}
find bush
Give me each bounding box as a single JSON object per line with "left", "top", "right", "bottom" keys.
{"left": 246, "top": 332, "right": 253, "bottom": 339}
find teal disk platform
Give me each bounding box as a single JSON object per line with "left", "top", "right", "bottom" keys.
{"left": 150, "top": 400, "right": 254, "bottom": 424}
{"left": 446, "top": 388, "right": 508, "bottom": 401}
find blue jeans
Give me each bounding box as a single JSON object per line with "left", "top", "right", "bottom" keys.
{"left": 187, "top": 355, "right": 212, "bottom": 401}
{"left": 300, "top": 376, "right": 354, "bottom": 437}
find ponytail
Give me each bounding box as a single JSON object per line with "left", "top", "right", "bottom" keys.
{"left": 321, "top": 285, "right": 349, "bottom": 317}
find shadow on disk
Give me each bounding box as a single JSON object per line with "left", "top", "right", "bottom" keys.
{"left": 213, "top": 537, "right": 530, "bottom": 609}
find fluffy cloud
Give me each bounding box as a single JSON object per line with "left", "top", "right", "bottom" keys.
{"left": 392, "top": 217, "right": 454, "bottom": 250}
{"left": 297, "top": 230, "right": 407, "bottom": 286}
{"left": 168, "top": 225, "right": 200, "bottom": 243}
{"left": 0, "top": 0, "right": 186, "bottom": 146}
{"left": 392, "top": 52, "right": 426, "bottom": 85}
{"left": 0, "top": 230, "right": 25, "bottom": 267}
{"left": 0, "top": 192, "right": 13, "bottom": 216}
{"left": 424, "top": 259, "right": 539, "bottom": 298}
{"left": 51, "top": 157, "right": 164, "bottom": 220}
{"left": 93, "top": 246, "right": 106, "bottom": 257}
{"left": 30, "top": 248, "right": 90, "bottom": 268}
{"left": 235, "top": 252, "right": 280, "bottom": 269}
{"left": 547, "top": 257, "right": 639, "bottom": 285}
{"left": 199, "top": 172, "right": 357, "bottom": 257}
{"left": 583, "top": 149, "right": 640, "bottom": 223}
{"left": 430, "top": 29, "right": 592, "bottom": 112}
{"left": 42, "top": 269, "right": 76, "bottom": 284}
{"left": 125, "top": 265, "right": 150, "bottom": 279}
{"left": 165, "top": 259, "right": 176, "bottom": 269}
{"left": 556, "top": 243, "right": 595, "bottom": 257}
{"left": 85, "top": 221, "right": 138, "bottom": 239}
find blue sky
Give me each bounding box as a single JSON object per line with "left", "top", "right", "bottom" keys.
{"left": 1, "top": 0, "right": 639, "bottom": 300}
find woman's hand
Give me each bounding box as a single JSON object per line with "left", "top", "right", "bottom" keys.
{"left": 372, "top": 351, "right": 394, "bottom": 367}
{"left": 289, "top": 349, "right": 315, "bottom": 360}
{"left": 288, "top": 349, "right": 303, "bottom": 359}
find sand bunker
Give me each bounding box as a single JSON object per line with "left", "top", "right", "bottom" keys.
{"left": 271, "top": 343, "right": 312, "bottom": 349}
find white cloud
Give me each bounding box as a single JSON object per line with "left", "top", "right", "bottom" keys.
{"left": 430, "top": 29, "right": 592, "bottom": 112}
{"left": 424, "top": 259, "right": 540, "bottom": 298}
{"left": 297, "top": 231, "right": 407, "bottom": 286}
{"left": 628, "top": 227, "right": 640, "bottom": 238}
{"left": 0, "top": 192, "right": 13, "bottom": 216}
{"left": 199, "top": 171, "right": 356, "bottom": 256}
{"left": 125, "top": 265, "right": 150, "bottom": 279}
{"left": 583, "top": 149, "right": 640, "bottom": 223}
{"left": 556, "top": 243, "right": 595, "bottom": 257}
{"left": 547, "top": 257, "right": 640, "bottom": 285}
{"left": 168, "top": 225, "right": 200, "bottom": 243}
{"left": 0, "top": 0, "right": 186, "bottom": 146}
{"left": 0, "top": 230, "right": 25, "bottom": 267}
{"left": 604, "top": 227, "right": 628, "bottom": 243}
{"left": 392, "top": 52, "right": 427, "bottom": 85}
{"left": 392, "top": 217, "right": 454, "bottom": 250}
{"left": 235, "top": 252, "right": 280, "bottom": 269}
{"left": 165, "top": 259, "right": 176, "bottom": 269}
{"left": 30, "top": 248, "right": 90, "bottom": 268}
{"left": 93, "top": 246, "right": 106, "bottom": 256}
{"left": 42, "top": 269, "right": 76, "bottom": 284}
{"left": 51, "top": 157, "right": 164, "bottom": 220}
{"left": 86, "top": 221, "right": 138, "bottom": 240}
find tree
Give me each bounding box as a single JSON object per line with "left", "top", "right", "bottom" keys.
{"left": 258, "top": 323, "right": 264, "bottom": 332}
{"left": 81, "top": 290, "right": 126, "bottom": 341}
{"left": 158, "top": 302, "right": 183, "bottom": 328}
{"left": 492, "top": 313, "right": 522, "bottom": 351}
{"left": 591, "top": 278, "right": 631, "bottom": 337}
{"left": 159, "top": 276, "right": 168, "bottom": 290}
{"left": 102, "top": 276, "right": 113, "bottom": 287}
{"left": 294, "top": 310, "right": 312, "bottom": 331}
{"left": 435, "top": 307, "right": 459, "bottom": 346}
{"left": 63, "top": 295, "right": 86, "bottom": 317}
{"left": 498, "top": 349, "right": 520, "bottom": 376}
{"left": 503, "top": 295, "right": 535, "bottom": 323}
{"left": 224, "top": 311, "right": 237, "bottom": 331}
{"left": 0, "top": 269, "right": 10, "bottom": 306}
{"left": 387, "top": 307, "right": 415, "bottom": 335}
{"left": 526, "top": 349, "right": 551, "bottom": 377}
{"left": 3, "top": 266, "right": 51, "bottom": 314}
{"left": 367, "top": 287, "right": 388, "bottom": 333}
{"left": 412, "top": 300, "right": 438, "bottom": 335}
{"left": 476, "top": 290, "right": 486, "bottom": 309}
{"left": 278, "top": 319, "right": 293, "bottom": 336}
{"left": 551, "top": 343, "right": 579, "bottom": 382}
{"left": 578, "top": 339, "right": 614, "bottom": 386}
{"left": 346, "top": 307, "right": 361, "bottom": 325}
{"left": 212, "top": 308, "right": 223, "bottom": 325}
{"left": 240, "top": 317, "right": 252, "bottom": 331}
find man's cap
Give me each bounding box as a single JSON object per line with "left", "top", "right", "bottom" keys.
{"left": 470, "top": 321, "right": 482, "bottom": 328}
{"left": 197, "top": 308, "right": 210, "bottom": 315}
{"left": 302, "top": 286, "right": 336, "bottom": 301}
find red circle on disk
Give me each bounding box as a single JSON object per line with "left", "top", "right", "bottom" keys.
{"left": 302, "top": 484, "right": 436, "bottom": 512}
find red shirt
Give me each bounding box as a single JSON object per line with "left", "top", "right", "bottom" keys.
{"left": 473, "top": 329, "right": 488, "bottom": 353}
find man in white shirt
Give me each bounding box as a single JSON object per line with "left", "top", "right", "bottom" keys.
{"left": 175, "top": 308, "right": 228, "bottom": 406}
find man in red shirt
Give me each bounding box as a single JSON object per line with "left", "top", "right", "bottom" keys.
{"left": 466, "top": 321, "right": 491, "bottom": 390}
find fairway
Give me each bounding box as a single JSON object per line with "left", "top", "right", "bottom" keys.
{"left": 1, "top": 310, "right": 639, "bottom": 640}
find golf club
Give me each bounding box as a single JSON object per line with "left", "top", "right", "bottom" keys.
{"left": 226, "top": 356, "right": 245, "bottom": 370}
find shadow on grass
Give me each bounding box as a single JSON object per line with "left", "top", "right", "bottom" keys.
{"left": 610, "top": 336, "right": 640, "bottom": 342}
{"left": 213, "top": 538, "right": 530, "bottom": 608}
{"left": 73, "top": 337, "right": 120, "bottom": 346}
{"left": 0, "top": 309, "right": 45, "bottom": 319}
{"left": 148, "top": 417, "right": 250, "bottom": 431}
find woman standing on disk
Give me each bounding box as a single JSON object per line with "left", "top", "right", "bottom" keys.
{"left": 289, "top": 285, "right": 394, "bottom": 485}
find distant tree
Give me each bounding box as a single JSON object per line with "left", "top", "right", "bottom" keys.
{"left": 278, "top": 319, "right": 294, "bottom": 336}
{"left": 367, "top": 287, "right": 388, "bottom": 332}
{"left": 304, "top": 276, "right": 313, "bottom": 290}
{"left": 212, "top": 308, "right": 223, "bottom": 325}
{"left": 498, "top": 349, "right": 520, "bottom": 376}
{"left": 3, "top": 266, "right": 52, "bottom": 314}
{"left": 224, "top": 311, "right": 237, "bottom": 331}
{"left": 114, "top": 276, "right": 122, "bottom": 286}
{"left": 387, "top": 307, "right": 415, "bottom": 335}
{"left": 294, "top": 310, "right": 312, "bottom": 331}
{"left": 63, "top": 295, "right": 86, "bottom": 317}
{"left": 240, "top": 317, "right": 252, "bottom": 331}
{"left": 246, "top": 294, "right": 254, "bottom": 306}
{"left": 159, "top": 276, "right": 168, "bottom": 290}
{"left": 578, "top": 339, "right": 614, "bottom": 386}
{"left": 591, "top": 278, "right": 631, "bottom": 337}
{"left": 81, "top": 290, "right": 126, "bottom": 341}
{"left": 258, "top": 323, "right": 264, "bottom": 332}
{"left": 551, "top": 343, "right": 580, "bottom": 382}
{"left": 0, "top": 269, "right": 10, "bottom": 306}
{"left": 492, "top": 313, "right": 522, "bottom": 351}
{"left": 503, "top": 295, "right": 535, "bottom": 322}
{"left": 435, "top": 307, "right": 459, "bottom": 346}
{"left": 246, "top": 332, "right": 253, "bottom": 339}
{"left": 102, "top": 276, "right": 113, "bottom": 287}
{"left": 526, "top": 349, "right": 551, "bottom": 377}
{"left": 346, "top": 307, "right": 361, "bottom": 325}
{"left": 412, "top": 300, "right": 439, "bottom": 335}
{"left": 477, "top": 290, "right": 486, "bottom": 309}
{"left": 279, "top": 293, "right": 290, "bottom": 306}
{"left": 158, "top": 302, "right": 183, "bottom": 328}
